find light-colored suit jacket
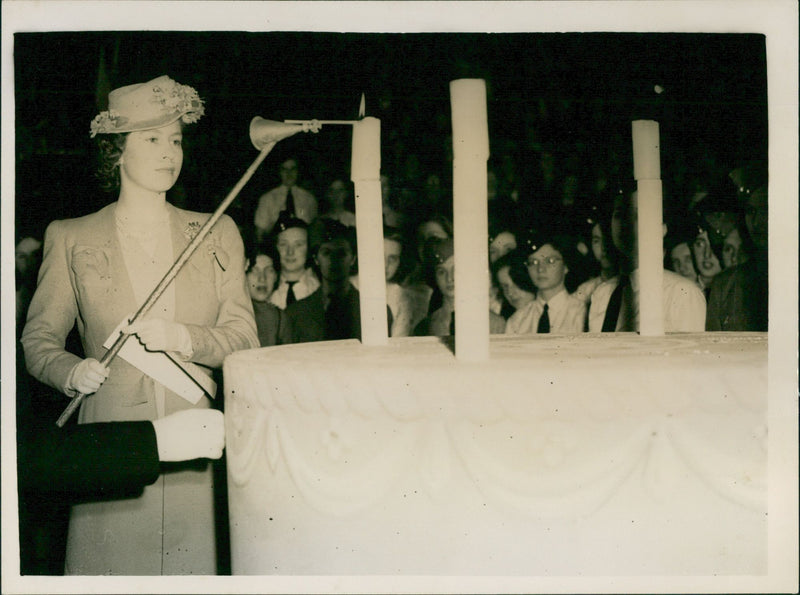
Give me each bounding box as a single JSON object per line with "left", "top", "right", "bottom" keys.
{"left": 21, "top": 202, "right": 259, "bottom": 423}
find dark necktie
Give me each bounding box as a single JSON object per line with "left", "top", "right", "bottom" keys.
{"left": 284, "top": 187, "right": 295, "bottom": 217}
{"left": 601, "top": 275, "right": 628, "bottom": 332}
{"left": 285, "top": 280, "right": 298, "bottom": 307}
{"left": 325, "top": 294, "right": 349, "bottom": 340}
{"left": 537, "top": 303, "right": 550, "bottom": 333}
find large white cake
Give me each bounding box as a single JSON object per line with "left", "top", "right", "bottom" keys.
{"left": 224, "top": 332, "right": 767, "bottom": 575}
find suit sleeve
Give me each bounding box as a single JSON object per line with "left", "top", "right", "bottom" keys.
{"left": 20, "top": 220, "right": 83, "bottom": 395}
{"left": 184, "top": 215, "right": 260, "bottom": 367}
{"left": 18, "top": 421, "right": 160, "bottom": 499}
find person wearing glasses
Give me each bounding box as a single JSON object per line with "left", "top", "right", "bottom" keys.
{"left": 505, "top": 233, "right": 586, "bottom": 335}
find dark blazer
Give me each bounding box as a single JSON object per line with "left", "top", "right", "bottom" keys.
{"left": 252, "top": 300, "right": 292, "bottom": 346}
{"left": 17, "top": 421, "right": 160, "bottom": 500}
{"left": 285, "top": 287, "right": 361, "bottom": 343}
{"left": 285, "top": 287, "right": 392, "bottom": 343}
{"left": 705, "top": 254, "right": 768, "bottom": 332}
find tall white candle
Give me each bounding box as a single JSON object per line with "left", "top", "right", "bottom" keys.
{"left": 450, "top": 79, "right": 490, "bottom": 361}
{"left": 632, "top": 120, "right": 664, "bottom": 336}
{"left": 351, "top": 116, "right": 388, "bottom": 345}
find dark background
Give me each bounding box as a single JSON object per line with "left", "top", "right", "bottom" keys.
{"left": 15, "top": 31, "right": 767, "bottom": 239}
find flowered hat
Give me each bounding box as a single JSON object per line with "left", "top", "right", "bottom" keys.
{"left": 90, "top": 75, "right": 204, "bottom": 137}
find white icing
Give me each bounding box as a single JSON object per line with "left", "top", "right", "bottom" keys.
{"left": 224, "top": 333, "right": 767, "bottom": 575}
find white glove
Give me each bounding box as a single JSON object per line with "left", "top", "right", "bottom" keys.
{"left": 66, "top": 358, "right": 110, "bottom": 396}
{"left": 151, "top": 409, "right": 225, "bottom": 462}
{"left": 125, "top": 318, "right": 192, "bottom": 357}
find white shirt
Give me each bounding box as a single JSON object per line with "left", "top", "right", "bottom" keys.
{"left": 587, "top": 268, "right": 706, "bottom": 332}
{"left": 254, "top": 184, "right": 317, "bottom": 236}
{"left": 269, "top": 267, "right": 320, "bottom": 310}
{"left": 573, "top": 275, "right": 606, "bottom": 304}
{"left": 505, "top": 288, "right": 586, "bottom": 335}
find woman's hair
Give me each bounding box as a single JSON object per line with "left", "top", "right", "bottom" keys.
{"left": 492, "top": 248, "right": 536, "bottom": 295}
{"left": 688, "top": 211, "right": 725, "bottom": 266}
{"left": 245, "top": 236, "right": 280, "bottom": 277}
{"left": 95, "top": 133, "right": 129, "bottom": 192}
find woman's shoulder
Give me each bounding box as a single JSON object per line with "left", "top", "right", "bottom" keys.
{"left": 44, "top": 203, "right": 115, "bottom": 237}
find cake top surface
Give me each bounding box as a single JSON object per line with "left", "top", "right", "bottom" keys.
{"left": 226, "top": 332, "right": 767, "bottom": 370}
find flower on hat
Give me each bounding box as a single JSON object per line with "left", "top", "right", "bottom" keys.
{"left": 90, "top": 109, "right": 121, "bottom": 138}
{"left": 151, "top": 80, "right": 205, "bottom": 124}
{"left": 90, "top": 75, "right": 205, "bottom": 137}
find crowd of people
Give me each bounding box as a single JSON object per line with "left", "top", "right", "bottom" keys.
{"left": 237, "top": 145, "right": 767, "bottom": 343}
{"left": 15, "top": 73, "right": 767, "bottom": 576}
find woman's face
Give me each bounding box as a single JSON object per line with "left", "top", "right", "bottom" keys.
{"left": 246, "top": 254, "right": 277, "bottom": 303}
{"left": 489, "top": 231, "right": 517, "bottom": 264}
{"left": 692, "top": 230, "right": 722, "bottom": 279}
{"left": 670, "top": 242, "right": 698, "bottom": 281}
{"left": 119, "top": 121, "right": 183, "bottom": 194}
{"left": 435, "top": 255, "right": 456, "bottom": 300}
{"left": 326, "top": 180, "right": 348, "bottom": 208}
{"left": 722, "top": 227, "right": 745, "bottom": 269}
{"left": 384, "top": 238, "right": 402, "bottom": 281}
{"left": 526, "top": 243, "right": 567, "bottom": 293}
{"left": 590, "top": 223, "right": 612, "bottom": 269}
{"left": 276, "top": 227, "right": 308, "bottom": 275}
{"left": 497, "top": 265, "right": 534, "bottom": 311}
{"left": 315, "top": 239, "right": 355, "bottom": 283}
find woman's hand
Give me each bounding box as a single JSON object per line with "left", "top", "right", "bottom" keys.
{"left": 66, "top": 358, "right": 110, "bottom": 395}
{"left": 125, "top": 318, "right": 192, "bottom": 355}
{"left": 151, "top": 409, "right": 225, "bottom": 462}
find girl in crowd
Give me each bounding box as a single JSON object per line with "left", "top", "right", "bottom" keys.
{"left": 382, "top": 227, "right": 414, "bottom": 336}
{"left": 403, "top": 213, "right": 454, "bottom": 326}
{"left": 319, "top": 177, "right": 356, "bottom": 227}
{"left": 348, "top": 226, "right": 414, "bottom": 336}
{"left": 414, "top": 237, "right": 505, "bottom": 336}
{"left": 245, "top": 240, "right": 292, "bottom": 346}
{"left": 689, "top": 215, "right": 724, "bottom": 298}
{"left": 491, "top": 249, "right": 536, "bottom": 321}
{"left": 506, "top": 233, "right": 586, "bottom": 335}
{"left": 488, "top": 223, "right": 519, "bottom": 317}
{"left": 573, "top": 216, "right": 619, "bottom": 305}
{"left": 268, "top": 212, "right": 320, "bottom": 309}
{"left": 21, "top": 75, "right": 258, "bottom": 575}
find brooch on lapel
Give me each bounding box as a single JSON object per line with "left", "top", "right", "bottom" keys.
{"left": 184, "top": 221, "right": 202, "bottom": 241}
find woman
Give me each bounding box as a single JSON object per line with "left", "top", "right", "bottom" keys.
{"left": 506, "top": 233, "right": 586, "bottom": 335}
{"left": 414, "top": 237, "right": 505, "bottom": 336}
{"left": 402, "top": 214, "right": 453, "bottom": 328}
{"left": 21, "top": 75, "right": 259, "bottom": 575}
{"left": 491, "top": 249, "right": 536, "bottom": 320}
{"left": 690, "top": 216, "right": 724, "bottom": 298}
{"left": 319, "top": 177, "right": 356, "bottom": 227}
{"left": 573, "top": 217, "right": 619, "bottom": 305}
{"left": 352, "top": 227, "right": 415, "bottom": 336}
{"left": 245, "top": 240, "right": 292, "bottom": 346}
